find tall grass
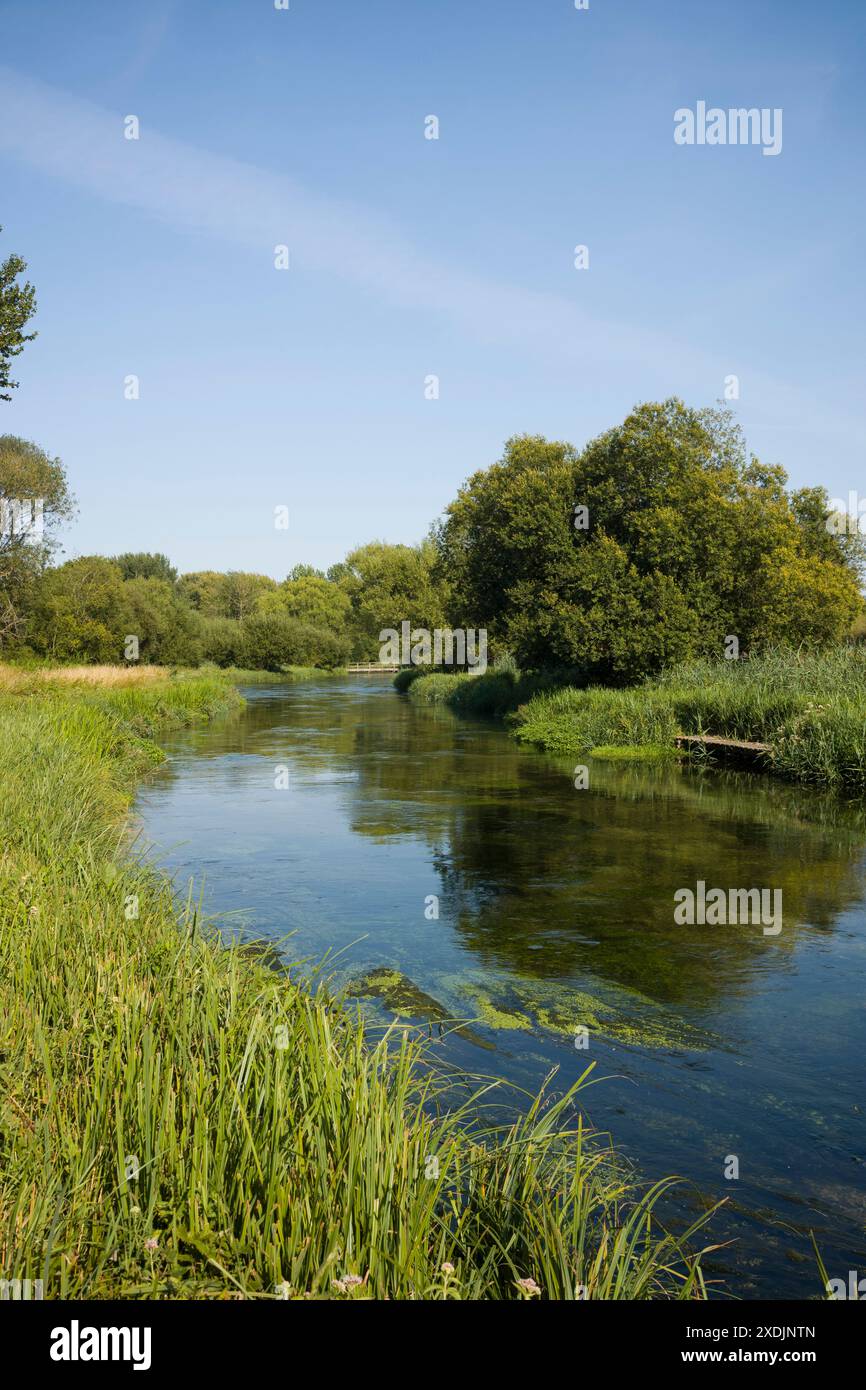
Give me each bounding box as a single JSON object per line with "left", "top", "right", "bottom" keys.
{"left": 507, "top": 649, "right": 866, "bottom": 791}
{"left": 0, "top": 673, "right": 715, "bottom": 1299}
{"left": 402, "top": 667, "right": 566, "bottom": 719}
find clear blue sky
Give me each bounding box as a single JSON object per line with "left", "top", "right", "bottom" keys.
{"left": 1, "top": 0, "right": 864, "bottom": 577}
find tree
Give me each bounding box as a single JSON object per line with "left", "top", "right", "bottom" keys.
{"left": 179, "top": 571, "right": 227, "bottom": 617}
{"left": 114, "top": 552, "right": 178, "bottom": 585}
{"left": 0, "top": 229, "right": 37, "bottom": 401}
{"left": 438, "top": 401, "right": 863, "bottom": 680}
{"left": 0, "top": 436, "right": 75, "bottom": 647}
{"left": 219, "top": 571, "right": 277, "bottom": 621}
{"left": 259, "top": 572, "right": 352, "bottom": 633}
{"left": 237, "top": 613, "right": 349, "bottom": 671}
{"left": 27, "top": 556, "right": 126, "bottom": 663}
{"left": 334, "top": 539, "right": 446, "bottom": 657}
{"left": 120, "top": 576, "right": 201, "bottom": 664}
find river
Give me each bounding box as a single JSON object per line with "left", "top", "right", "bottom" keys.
{"left": 134, "top": 675, "right": 866, "bottom": 1298}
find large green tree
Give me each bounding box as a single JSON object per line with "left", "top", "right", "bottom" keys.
{"left": 0, "top": 229, "right": 37, "bottom": 401}
{"left": 332, "top": 539, "right": 446, "bottom": 657}
{"left": 0, "top": 436, "right": 75, "bottom": 647}
{"left": 113, "top": 552, "right": 178, "bottom": 585}
{"left": 258, "top": 571, "right": 351, "bottom": 633}
{"left": 438, "top": 400, "right": 863, "bottom": 680}
{"left": 120, "top": 576, "right": 201, "bottom": 664}
{"left": 27, "top": 556, "right": 126, "bottom": 663}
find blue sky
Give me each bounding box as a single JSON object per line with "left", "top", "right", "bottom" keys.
{"left": 0, "top": 0, "right": 864, "bottom": 576}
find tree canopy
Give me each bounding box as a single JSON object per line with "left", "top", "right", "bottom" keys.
{"left": 0, "top": 229, "right": 37, "bottom": 401}
{"left": 2, "top": 402, "right": 862, "bottom": 677}
{"left": 437, "top": 400, "right": 863, "bottom": 680}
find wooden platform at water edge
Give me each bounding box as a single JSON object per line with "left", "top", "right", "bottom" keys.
{"left": 675, "top": 733, "right": 771, "bottom": 765}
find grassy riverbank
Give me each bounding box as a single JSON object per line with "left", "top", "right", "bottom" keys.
{"left": 0, "top": 665, "right": 714, "bottom": 1299}
{"left": 401, "top": 649, "right": 866, "bottom": 791}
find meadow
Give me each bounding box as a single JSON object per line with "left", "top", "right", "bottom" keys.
{"left": 0, "top": 663, "right": 714, "bottom": 1300}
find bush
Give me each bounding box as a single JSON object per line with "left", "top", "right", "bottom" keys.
{"left": 199, "top": 616, "right": 244, "bottom": 667}
{"left": 237, "top": 614, "right": 349, "bottom": 671}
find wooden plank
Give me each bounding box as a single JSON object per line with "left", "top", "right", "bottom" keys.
{"left": 675, "top": 733, "right": 770, "bottom": 753}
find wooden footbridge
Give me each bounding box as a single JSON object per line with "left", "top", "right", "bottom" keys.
{"left": 346, "top": 663, "right": 401, "bottom": 674}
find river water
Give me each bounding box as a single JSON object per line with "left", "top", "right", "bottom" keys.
{"left": 135, "top": 676, "right": 866, "bottom": 1298}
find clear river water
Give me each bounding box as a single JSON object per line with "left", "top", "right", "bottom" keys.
{"left": 134, "top": 675, "right": 866, "bottom": 1299}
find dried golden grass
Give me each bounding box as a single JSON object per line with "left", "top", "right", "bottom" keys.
{"left": 0, "top": 663, "right": 170, "bottom": 692}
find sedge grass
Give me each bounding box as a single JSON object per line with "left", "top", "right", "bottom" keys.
{"left": 425, "top": 647, "right": 866, "bottom": 791}
{"left": 0, "top": 673, "right": 717, "bottom": 1299}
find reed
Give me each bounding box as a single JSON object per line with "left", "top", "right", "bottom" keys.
{"left": 0, "top": 672, "right": 715, "bottom": 1299}
{"left": 500, "top": 648, "right": 866, "bottom": 790}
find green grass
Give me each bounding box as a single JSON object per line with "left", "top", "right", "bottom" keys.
{"left": 203, "top": 664, "right": 341, "bottom": 683}
{"left": 401, "top": 667, "right": 565, "bottom": 719}
{"left": 409, "top": 648, "right": 866, "bottom": 791}
{"left": 0, "top": 671, "right": 716, "bottom": 1300}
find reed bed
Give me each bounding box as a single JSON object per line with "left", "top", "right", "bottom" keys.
{"left": 0, "top": 672, "right": 715, "bottom": 1299}
{"left": 404, "top": 648, "right": 866, "bottom": 790}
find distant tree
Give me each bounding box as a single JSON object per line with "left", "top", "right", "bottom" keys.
{"left": 258, "top": 572, "right": 351, "bottom": 633}
{"left": 199, "top": 616, "right": 243, "bottom": 666}
{"left": 120, "top": 576, "right": 201, "bottom": 664}
{"left": 0, "top": 229, "right": 37, "bottom": 401}
{"left": 27, "top": 556, "right": 125, "bottom": 663}
{"left": 238, "top": 613, "right": 349, "bottom": 671}
{"left": 0, "top": 436, "right": 75, "bottom": 647}
{"left": 219, "top": 571, "right": 277, "bottom": 621}
{"left": 114, "top": 552, "right": 178, "bottom": 585}
{"left": 177, "top": 570, "right": 277, "bottom": 620}
{"left": 287, "top": 563, "right": 325, "bottom": 580}
{"left": 334, "top": 539, "right": 446, "bottom": 657}
{"left": 179, "top": 571, "right": 226, "bottom": 617}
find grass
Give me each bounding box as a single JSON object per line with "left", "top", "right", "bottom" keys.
{"left": 0, "top": 662, "right": 171, "bottom": 692}
{"left": 401, "top": 648, "right": 866, "bottom": 791}
{"left": 0, "top": 667, "right": 716, "bottom": 1300}
{"left": 402, "top": 667, "right": 565, "bottom": 719}
{"left": 0, "top": 661, "right": 341, "bottom": 695}
{"left": 202, "top": 663, "right": 340, "bottom": 683}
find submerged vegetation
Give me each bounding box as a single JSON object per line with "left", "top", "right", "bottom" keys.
{"left": 400, "top": 648, "right": 866, "bottom": 791}
{"left": 0, "top": 667, "right": 716, "bottom": 1299}
{"left": 347, "top": 966, "right": 715, "bottom": 1054}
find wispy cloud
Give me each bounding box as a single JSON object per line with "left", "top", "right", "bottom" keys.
{"left": 0, "top": 65, "right": 693, "bottom": 370}
{"left": 0, "top": 64, "right": 862, "bottom": 457}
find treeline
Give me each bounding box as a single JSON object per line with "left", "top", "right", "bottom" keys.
{"left": 435, "top": 399, "right": 866, "bottom": 680}
{"left": 0, "top": 438, "right": 444, "bottom": 668}
{"left": 2, "top": 398, "right": 864, "bottom": 676}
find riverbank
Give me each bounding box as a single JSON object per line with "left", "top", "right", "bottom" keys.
{"left": 0, "top": 665, "right": 713, "bottom": 1299}
{"left": 400, "top": 649, "right": 866, "bottom": 791}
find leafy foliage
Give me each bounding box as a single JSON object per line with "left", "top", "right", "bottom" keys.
{"left": 0, "top": 228, "right": 37, "bottom": 400}
{"left": 438, "top": 400, "right": 863, "bottom": 680}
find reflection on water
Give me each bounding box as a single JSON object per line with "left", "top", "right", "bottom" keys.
{"left": 135, "top": 677, "right": 866, "bottom": 1297}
